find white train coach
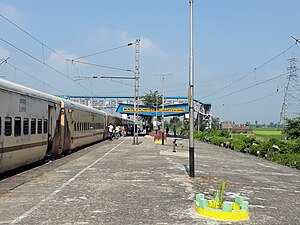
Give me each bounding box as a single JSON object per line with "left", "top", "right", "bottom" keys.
{"left": 0, "top": 78, "right": 132, "bottom": 174}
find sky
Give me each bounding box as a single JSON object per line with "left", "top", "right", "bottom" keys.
{"left": 0, "top": 0, "right": 300, "bottom": 124}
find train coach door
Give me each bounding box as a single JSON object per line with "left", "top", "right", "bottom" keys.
{"left": 0, "top": 116, "right": 3, "bottom": 163}
{"left": 0, "top": 141, "right": 3, "bottom": 163}
{"left": 46, "top": 105, "right": 55, "bottom": 155}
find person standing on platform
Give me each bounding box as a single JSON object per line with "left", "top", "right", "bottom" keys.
{"left": 173, "top": 126, "right": 177, "bottom": 137}
{"left": 166, "top": 125, "right": 169, "bottom": 137}
{"left": 123, "top": 126, "right": 127, "bottom": 137}
{"left": 115, "top": 125, "right": 120, "bottom": 139}
{"left": 108, "top": 124, "right": 114, "bottom": 140}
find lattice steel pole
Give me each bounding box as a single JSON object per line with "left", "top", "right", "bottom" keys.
{"left": 133, "top": 39, "right": 140, "bottom": 145}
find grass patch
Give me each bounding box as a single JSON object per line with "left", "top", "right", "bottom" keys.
{"left": 253, "top": 128, "right": 284, "bottom": 141}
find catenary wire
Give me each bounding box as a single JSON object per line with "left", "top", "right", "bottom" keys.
{"left": 209, "top": 71, "right": 289, "bottom": 102}
{"left": 0, "top": 13, "right": 127, "bottom": 96}
{"left": 223, "top": 90, "right": 282, "bottom": 107}
{"left": 0, "top": 12, "right": 68, "bottom": 60}
{"left": 203, "top": 43, "right": 297, "bottom": 99}
{"left": 4, "top": 61, "right": 66, "bottom": 94}
{"left": 72, "top": 43, "right": 133, "bottom": 61}
{"left": 70, "top": 60, "right": 133, "bottom": 73}
{"left": 0, "top": 36, "right": 97, "bottom": 95}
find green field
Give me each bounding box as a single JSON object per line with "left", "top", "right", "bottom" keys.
{"left": 252, "top": 128, "right": 284, "bottom": 140}
{"left": 231, "top": 128, "right": 284, "bottom": 141}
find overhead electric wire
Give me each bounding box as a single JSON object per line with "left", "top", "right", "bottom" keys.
{"left": 203, "top": 43, "right": 297, "bottom": 99}
{"left": 0, "top": 12, "right": 137, "bottom": 97}
{"left": 0, "top": 58, "right": 8, "bottom": 74}
{"left": 287, "top": 93, "right": 300, "bottom": 102}
{"left": 210, "top": 71, "right": 289, "bottom": 102}
{"left": 0, "top": 13, "right": 67, "bottom": 61}
{"left": 224, "top": 90, "right": 282, "bottom": 107}
{"left": 73, "top": 43, "right": 133, "bottom": 61}
{"left": 0, "top": 36, "right": 96, "bottom": 95}
{"left": 289, "top": 83, "right": 300, "bottom": 92}
{"left": 5, "top": 61, "right": 66, "bottom": 95}
{"left": 71, "top": 60, "right": 133, "bottom": 72}
{"left": 102, "top": 78, "right": 133, "bottom": 87}
{"left": 0, "top": 12, "right": 106, "bottom": 95}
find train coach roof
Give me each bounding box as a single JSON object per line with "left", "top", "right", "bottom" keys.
{"left": 0, "top": 78, "right": 111, "bottom": 116}
{"left": 0, "top": 78, "right": 61, "bottom": 103}
{"left": 61, "top": 98, "right": 106, "bottom": 115}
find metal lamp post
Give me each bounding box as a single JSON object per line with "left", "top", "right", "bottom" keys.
{"left": 155, "top": 73, "right": 172, "bottom": 145}
{"left": 188, "top": 0, "right": 195, "bottom": 177}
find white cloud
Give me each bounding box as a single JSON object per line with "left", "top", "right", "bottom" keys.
{"left": 88, "top": 27, "right": 132, "bottom": 46}
{"left": 140, "top": 37, "right": 167, "bottom": 58}
{"left": 0, "top": 4, "right": 25, "bottom": 24}
{"left": 0, "top": 47, "right": 10, "bottom": 59}
{"left": 45, "top": 50, "right": 80, "bottom": 73}
{"left": 87, "top": 27, "right": 168, "bottom": 58}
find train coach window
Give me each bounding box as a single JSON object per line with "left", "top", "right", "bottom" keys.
{"left": 43, "top": 119, "right": 48, "bottom": 134}
{"left": 23, "top": 118, "right": 29, "bottom": 135}
{"left": 5, "top": 117, "right": 12, "bottom": 136}
{"left": 14, "top": 117, "right": 21, "bottom": 136}
{"left": 31, "top": 119, "right": 36, "bottom": 134}
{"left": 38, "top": 119, "right": 42, "bottom": 134}
{"left": 74, "top": 122, "right": 76, "bottom": 131}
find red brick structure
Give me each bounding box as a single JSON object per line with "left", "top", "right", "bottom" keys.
{"left": 221, "top": 121, "right": 252, "bottom": 134}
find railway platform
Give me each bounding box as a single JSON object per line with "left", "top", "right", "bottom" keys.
{"left": 0, "top": 136, "right": 299, "bottom": 224}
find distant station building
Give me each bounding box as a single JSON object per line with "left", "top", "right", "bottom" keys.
{"left": 221, "top": 121, "right": 252, "bottom": 134}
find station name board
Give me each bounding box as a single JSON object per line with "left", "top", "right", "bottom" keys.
{"left": 123, "top": 108, "right": 186, "bottom": 113}
{"left": 116, "top": 103, "right": 189, "bottom": 117}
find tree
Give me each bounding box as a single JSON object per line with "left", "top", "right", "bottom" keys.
{"left": 283, "top": 117, "right": 300, "bottom": 139}
{"left": 211, "top": 117, "right": 220, "bottom": 129}
{"left": 269, "top": 122, "right": 275, "bottom": 128}
{"left": 140, "top": 90, "right": 162, "bottom": 106}
{"left": 170, "top": 116, "right": 180, "bottom": 124}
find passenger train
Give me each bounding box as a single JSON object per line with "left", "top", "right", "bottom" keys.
{"left": 0, "top": 78, "right": 133, "bottom": 174}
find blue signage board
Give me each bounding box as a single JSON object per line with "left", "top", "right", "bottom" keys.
{"left": 116, "top": 103, "right": 189, "bottom": 117}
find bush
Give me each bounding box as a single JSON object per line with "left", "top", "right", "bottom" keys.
{"left": 249, "top": 145, "right": 260, "bottom": 156}
{"left": 210, "top": 136, "right": 229, "bottom": 146}
{"left": 194, "top": 131, "right": 205, "bottom": 140}
{"left": 270, "top": 152, "right": 300, "bottom": 169}
{"left": 240, "top": 136, "right": 256, "bottom": 146}
{"left": 179, "top": 127, "right": 188, "bottom": 136}
{"left": 231, "top": 139, "right": 247, "bottom": 152}
{"left": 195, "top": 128, "right": 300, "bottom": 170}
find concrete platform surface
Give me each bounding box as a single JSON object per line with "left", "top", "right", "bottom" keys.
{"left": 0, "top": 136, "right": 299, "bottom": 225}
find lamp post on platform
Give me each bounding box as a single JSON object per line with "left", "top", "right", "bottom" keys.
{"left": 188, "top": 0, "right": 195, "bottom": 177}
{"left": 155, "top": 73, "right": 172, "bottom": 145}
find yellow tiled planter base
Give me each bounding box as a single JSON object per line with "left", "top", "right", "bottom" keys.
{"left": 195, "top": 205, "right": 249, "bottom": 221}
